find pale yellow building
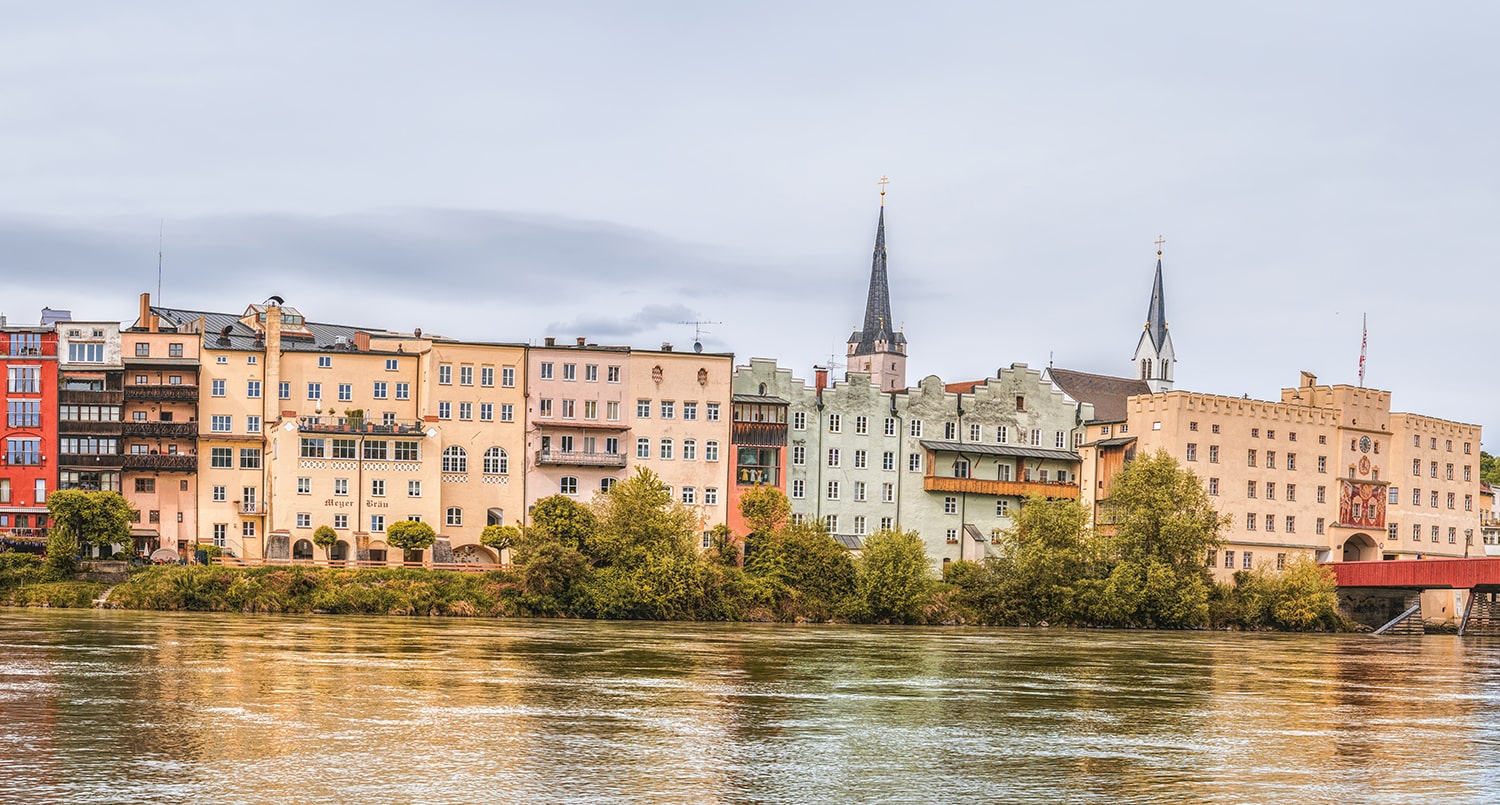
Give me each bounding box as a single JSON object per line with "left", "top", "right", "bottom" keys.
{"left": 627, "top": 345, "right": 733, "bottom": 540}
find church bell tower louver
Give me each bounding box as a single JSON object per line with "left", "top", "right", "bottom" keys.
{"left": 846, "top": 178, "right": 907, "bottom": 391}
{"left": 1132, "top": 237, "right": 1175, "bottom": 393}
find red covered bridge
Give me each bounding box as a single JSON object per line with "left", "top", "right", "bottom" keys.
{"left": 1327, "top": 558, "right": 1500, "bottom": 636}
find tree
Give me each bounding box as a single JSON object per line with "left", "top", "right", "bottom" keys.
{"left": 1094, "top": 450, "right": 1227, "bottom": 627}
{"left": 481, "top": 524, "right": 521, "bottom": 556}
{"left": 47, "top": 490, "right": 135, "bottom": 558}
{"left": 851, "top": 529, "right": 932, "bottom": 623}
{"left": 1482, "top": 451, "right": 1500, "bottom": 487}
{"left": 744, "top": 520, "right": 856, "bottom": 620}
{"left": 312, "top": 525, "right": 338, "bottom": 558}
{"left": 529, "top": 495, "right": 597, "bottom": 549}
{"left": 738, "top": 484, "right": 791, "bottom": 536}
{"left": 587, "top": 467, "right": 696, "bottom": 566}
{"left": 44, "top": 526, "right": 79, "bottom": 578}
{"left": 996, "top": 496, "right": 1095, "bottom": 624}
{"left": 386, "top": 519, "right": 436, "bottom": 561}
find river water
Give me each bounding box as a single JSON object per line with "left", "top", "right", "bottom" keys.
{"left": 1, "top": 610, "right": 1498, "bottom": 804}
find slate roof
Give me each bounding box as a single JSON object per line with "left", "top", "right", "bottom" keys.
{"left": 919, "top": 439, "right": 1079, "bottom": 462}
{"left": 1047, "top": 368, "right": 1152, "bottom": 423}
{"left": 732, "top": 394, "right": 789, "bottom": 405}
{"left": 847, "top": 205, "right": 907, "bottom": 355}
{"left": 151, "top": 306, "right": 394, "bottom": 353}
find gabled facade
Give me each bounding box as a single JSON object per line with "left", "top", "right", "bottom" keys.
{"left": 0, "top": 320, "right": 58, "bottom": 550}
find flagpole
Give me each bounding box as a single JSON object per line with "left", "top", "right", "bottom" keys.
{"left": 1358, "top": 313, "right": 1367, "bottom": 388}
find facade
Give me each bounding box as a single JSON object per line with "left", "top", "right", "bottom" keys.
{"left": 121, "top": 296, "right": 200, "bottom": 559}
{"left": 524, "top": 340, "right": 632, "bottom": 513}
{"left": 1108, "top": 371, "right": 1483, "bottom": 581}
{"left": 0, "top": 319, "right": 59, "bottom": 549}
{"left": 55, "top": 321, "right": 125, "bottom": 509}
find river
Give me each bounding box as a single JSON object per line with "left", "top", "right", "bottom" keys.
{"left": 1, "top": 610, "right": 1498, "bottom": 804}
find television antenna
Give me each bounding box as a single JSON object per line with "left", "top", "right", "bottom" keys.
{"left": 679, "top": 320, "right": 721, "bottom": 353}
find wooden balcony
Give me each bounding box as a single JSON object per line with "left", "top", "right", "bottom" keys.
{"left": 59, "top": 453, "right": 125, "bottom": 469}
{"left": 59, "top": 389, "right": 124, "bottom": 406}
{"left": 123, "top": 421, "right": 200, "bottom": 439}
{"left": 59, "top": 420, "right": 125, "bottom": 435}
{"left": 536, "top": 449, "right": 627, "bottom": 468}
{"left": 123, "top": 385, "right": 199, "bottom": 402}
{"left": 923, "top": 475, "right": 1079, "bottom": 499}
{"left": 732, "top": 421, "right": 788, "bottom": 447}
{"left": 122, "top": 453, "right": 197, "bottom": 472}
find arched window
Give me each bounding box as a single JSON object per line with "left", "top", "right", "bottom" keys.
{"left": 600, "top": 477, "right": 618, "bottom": 492}
{"left": 442, "top": 446, "right": 467, "bottom": 473}
{"left": 483, "top": 447, "right": 508, "bottom": 474}
{"left": 446, "top": 507, "right": 463, "bottom": 527}
{"left": 560, "top": 476, "right": 578, "bottom": 495}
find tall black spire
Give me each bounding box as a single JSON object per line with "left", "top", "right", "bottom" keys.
{"left": 1145, "top": 255, "right": 1167, "bottom": 351}
{"left": 851, "top": 206, "right": 896, "bottom": 354}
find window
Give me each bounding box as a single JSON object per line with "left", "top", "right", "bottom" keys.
{"left": 442, "top": 446, "right": 467, "bottom": 473}
{"left": 883, "top": 451, "right": 895, "bottom": 471}
{"left": 501, "top": 403, "right": 515, "bottom": 422}
{"left": 854, "top": 516, "right": 866, "bottom": 536}
{"left": 1243, "top": 551, "right": 1254, "bottom": 570}
{"left": 479, "top": 403, "right": 493, "bottom": 421}
{"left": 307, "top": 382, "right": 322, "bottom": 401}
{"left": 970, "top": 423, "right": 981, "bottom": 442}
{"left": 363, "top": 441, "right": 389, "bottom": 461}
{"left": 681, "top": 487, "right": 696, "bottom": 505}
{"left": 660, "top": 439, "right": 674, "bottom": 460}
{"left": 1466, "top": 494, "right": 1473, "bottom": 511}
{"left": 704, "top": 487, "right": 718, "bottom": 506}
{"left": 330, "top": 514, "right": 347, "bottom": 530}
{"left": 1318, "top": 456, "right": 1327, "bottom": 473}
{"left": 439, "top": 401, "right": 452, "bottom": 419}
{"left": 682, "top": 439, "right": 697, "bottom": 461}
{"left": 1412, "top": 488, "right": 1422, "bottom": 506}
{"left": 854, "top": 450, "right": 868, "bottom": 469}
{"left": 1448, "top": 492, "right": 1456, "bottom": 509}
{"left": 212, "top": 524, "right": 227, "bottom": 546}
{"left": 793, "top": 411, "right": 807, "bottom": 430}
{"left": 1431, "top": 461, "right": 1439, "bottom": 478}
{"left": 331, "top": 439, "right": 357, "bottom": 459}
{"left": 1286, "top": 453, "right": 1296, "bottom": 471}
{"left": 791, "top": 479, "right": 805, "bottom": 499}
{"left": 829, "top": 414, "right": 842, "bottom": 433}
{"left": 683, "top": 402, "right": 697, "bottom": 420}
{"left": 334, "top": 383, "right": 350, "bottom": 402}
{"left": 459, "top": 402, "right": 473, "bottom": 420}
{"left": 560, "top": 477, "right": 578, "bottom": 495}
{"left": 1207, "top": 549, "right": 1217, "bottom": 568}
{"left": 1286, "top": 484, "right": 1296, "bottom": 502}
{"left": 212, "top": 450, "right": 234, "bottom": 470}
{"left": 1318, "top": 485, "right": 1327, "bottom": 503}
{"left": 373, "top": 381, "right": 388, "bottom": 399}
{"left": 502, "top": 367, "right": 516, "bottom": 387}
{"left": 408, "top": 480, "right": 421, "bottom": 497}
{"left": 1015, "top": 396, "right": 1026, "bottom": 412}
{"left": 1316, "top": 518, "right": 1325, "bottom": 535}
{"left": 1465, "top": 465, "right": 1473, "bottom": 481}
{"left": 1266, "top": 451, "right": 1276, "bottom": 469}
{"left": 1431, "top": 491, "right": 1439, "bottom": 508}
{"left": 1209, "top": 445, "right": 1219, "bottom": 463}
{"left": 943, "top": 422, "right": 957, "bottom": 440}
{"left": 1246, "top": 513, "right": 1256, "bottom": 531}
{"left": 457, "top": 366, "right": 473, "bottom": 386}
{"left": 883, "top": 482, "right": 895, "bottom": 503}
{"left": 334, "top": 478, "right": 348, "bottom": 496}
{"left": 1285, "top": 516, "right": 1295, "bottom": 533}
{"left": 826, "top": 515, "right": 838, "bottom": 533}
{"left": 856, "top": 416, "right": 869, "bottom": 434}
{"left": 211, "top": 379, "right": 226, "bottom": 397}
{"left": 539, "top": 362, "right": 554, "bottom": 380}
{"left": 661, "top": 401, "right": 674, "bottom": 419}
{"left": 1247, "top": 449, "right": 1257, "bottom": 467}
{"left": 880, "top": 517, "right": 893, "bottom": 531}
{"left": 561, "top": 363, "right": 576, "bottom": 381}
{"left": 637, "top": 438, "right": 650, "bottom": 458}
{"left": 483, "top": 448, "right": 510, "bottom": 475}
{"left": 704, "top": 441, "right": 719, "bottom": 461}
{"left": 245, "top": 415, "right": 261, "bottom": 433}
{"left": 885, "top": 418, "right": 897, "bottom": 437}
{"left": 908, "top": 453, "right": 922, "bottom": 472}
{"left": 1247, "top": 480, "right": 1257, "bottom": 498}
{"left": 827, "top": 448, "right": 840, "bottom": 467}
{"left": 1225, "top": 551, "right": 1235, "bottom": 569}
{"left": 944, "top": 497, "right": 957, "bottom": 515}
{"left": 909, "top": 419, "right": 922, "bottom": 437}
{"left": 67, "top": 342, "right": 105, "bottom": 362}
{"left": 370, "top": 479, "right": 385, "bottom": 497}
{"left": 239, "top": 449, "right": 261, "bottom": 469}
{"left": 369, "top": 515, "right": 385, "bottom": 533}
{"left": 1186, "top": 443, "right": 1197, "bottom": 462}
{"left": 853, "top": 481, "right": 867, "bottom": 501}
{"left": 790, "top": 446, "right": 806, "bottom": 466}
{"left": 211, "top": 415, "right": 232, "bottom": 433}
{"left": 637, "top": 399, "right": 651, "bottom": 418}
{"left": 706, "top": 403, "right": 720, "bottom": 421}
{"left": 297, "top": 477, "right": 311, "bottom": 494}
{"left": 1208, "top": 478, "right": 1219, "bottom": 495}
{"left": 1031, "top": 429, "right": 1042, "bottom": 446}
{"left": 212, "top": 485, "right": 227, "bottom": 502}
{"left": 441, "top": 507, "right": 462, "bottom": 527}
{"left": 1432, "top": 525, "right": 1440, "bottom": 542}
{"left": 1447, "top": 463, "right": 1455, "bottom": 480}
{"left": 1264, "top": 514, "right": 1275, "bottom": 533}
{"left": 606, "top": 365, "right": 620, "bottom": 383}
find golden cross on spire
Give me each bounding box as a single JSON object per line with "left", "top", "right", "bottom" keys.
{"left": 878, "top": 175, "right": 889, "bottom": 206}
{"left": 1155, "top": 234, "right": 1166, "bottom": 257}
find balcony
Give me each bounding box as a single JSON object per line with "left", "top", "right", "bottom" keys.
{"left": 59, "top": 420, "right": 126, "bottom": 435}
{"left": 122, "top": 453, "right": 197, "bottom": 472}
{"left": 124, "top": 385, "right": 199, "bottom": 402}
{"left": 297, "top": 417, "right": 428, "bottom": 436}
{"left": 59, "top": 453, "right": 125, "bottom": 469}
{"left": 536, "top": 449, "right": 627, "bottom": 468}
{"left": 732, "top": 421, "right": 788, "bottom": 447}
{"left": 0, "top": 528, "right": 50, "bottom": 545}
{"left": 923, "top": 475, "right": 1080, "bottom": 500}
{"left": 239, "top": 502, "right": 264, "bottom": 516}
{"left": 123, "top": 421, "right": 199, "bottom": 439}
{"left": 59, "top": 389, "right": 124, "bottom": 406}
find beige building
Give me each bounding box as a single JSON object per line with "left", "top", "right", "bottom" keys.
{"left": 1088, "top": 371, "right": 1482, "bottom": 581}
{"left": 627, "top": 346, "right": 733, "bottom": 539}
{"left": 121, "top": 297, "right": 200, "bottom": 559}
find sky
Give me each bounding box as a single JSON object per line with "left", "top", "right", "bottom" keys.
{"left": 3, "top": 2, "right": 1497, "bottom": 441}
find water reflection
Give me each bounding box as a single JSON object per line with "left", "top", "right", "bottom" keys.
{"left": 0, "top": 611, "right": 1497, "bottom": 804}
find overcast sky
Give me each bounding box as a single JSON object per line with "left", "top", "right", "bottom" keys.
{"left": 3, "top": 3, "right": 1496, "bottom": 441}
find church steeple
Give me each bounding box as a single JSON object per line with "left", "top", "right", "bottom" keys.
{"left": 1132, "top": 238, "right": 1176, "bottom": 393}
{"left": 847, "top": 178, "right": 908, "bottom": 391}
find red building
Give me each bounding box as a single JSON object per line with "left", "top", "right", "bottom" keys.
{"left": 1, "top": 322, "right": 59, "bottom": 550}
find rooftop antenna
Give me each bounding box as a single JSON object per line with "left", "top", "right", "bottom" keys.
{"left": 156, "top": 219, "right": 163, "bottom": 305}
{"left": 679, "top": 319, "right": 721, "bottom": 354}
{"left": 1358, "top": 313, "right": 1368, "bottom": 388}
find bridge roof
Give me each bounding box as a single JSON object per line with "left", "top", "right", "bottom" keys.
{"left": 1329, "top": 557, "right": 1500, "bottom": 590}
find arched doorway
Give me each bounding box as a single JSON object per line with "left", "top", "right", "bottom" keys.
{"left": 1342, "top": 533, "right": 1379, "bottom": 562}
{"left": 330, "top": 540, "right": 349, "bottom": 563}
{"left": 452, "top": 544, "right": 498, "bottom": 565}
{"left": 292, "top": 539, "right": 314, "bottom": 561}
{"left": 487, "top": 508, "right": 504, "bottom": 527}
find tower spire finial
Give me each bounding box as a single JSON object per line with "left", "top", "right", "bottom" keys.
{"left": 1155, "top": 234, "right": 1166, "bottom": 257}
{"left": 878, "top": 175, "right": 889, "bottom": 207}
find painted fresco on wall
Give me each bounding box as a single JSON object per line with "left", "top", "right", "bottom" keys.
{"left": 1339, "top": 480, "right": 1387, "bottom": 528}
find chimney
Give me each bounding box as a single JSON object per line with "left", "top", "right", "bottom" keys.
{"left": 576, "top": 337, "right": 586, "bottom": 347}
{"left": 1300, "top": 371, "right": 1317, "bottom": 389}
{"left": 544, "top": 336, "right": 556, "bottom": 347}
{"left": 814, "top": 366, "right": 828, "bottom": 392}
{"left": 139, "top": 293, "right": 150, "bottom": 330}
{"left": 661, "top": 342, "right": 673, "bottom": 352}
{"left": 352, "top": 331, "right": 371, "bottom": 352}
{"left": 413, "top": 327, "right": 422, "bottom": 338}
